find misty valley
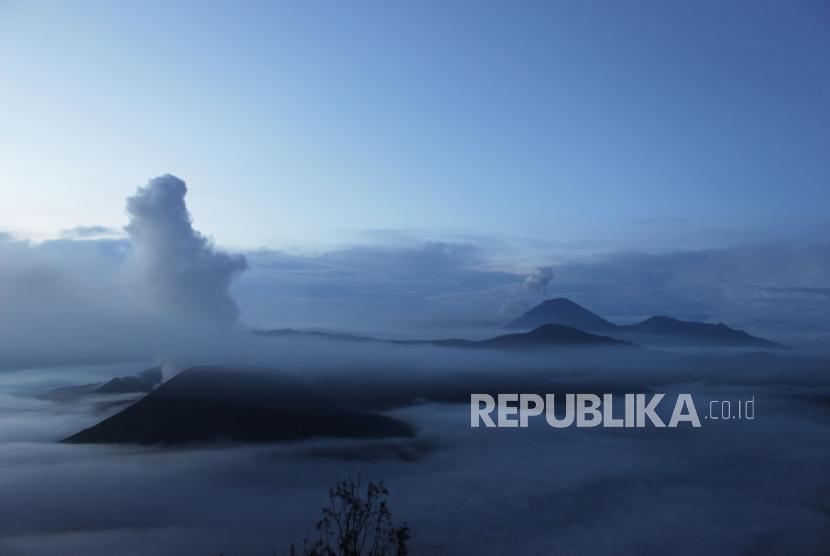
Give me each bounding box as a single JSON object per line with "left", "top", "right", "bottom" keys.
{"left": 1, "top": 298, "right": 828, "bottom": 554}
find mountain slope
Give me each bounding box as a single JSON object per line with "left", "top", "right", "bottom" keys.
{"left": 505, "top": 298, "right": 616, "bottom": 331}
{"left": 64, "top": 366, "right": 412, "bottom": 445}
{"left": 94, "top": 367, "right": 163, "bottom": 394}
{"left": 43, "top": 367, "right": 163, "bottom": 400}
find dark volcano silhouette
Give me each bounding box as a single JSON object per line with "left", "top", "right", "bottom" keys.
{"left": 505, "top": 298, "right": 616, "bottom": 331}
{"left": 506, "top": 298, "right": 783, "bottom": 348}
{"left": 63, "top": 366, "right": 412, "bottom": 445}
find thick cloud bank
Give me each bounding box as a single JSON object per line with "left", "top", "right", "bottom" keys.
{"left": 125, "top": 174, "right": 247, "bottom": 323}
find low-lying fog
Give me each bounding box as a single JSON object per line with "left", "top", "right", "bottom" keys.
{"left": 1, "top": 341, "right": 828, "bottom": 556}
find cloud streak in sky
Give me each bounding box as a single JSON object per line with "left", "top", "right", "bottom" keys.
{"left": 60, "top": 226, "right": 121, "bottom": 240}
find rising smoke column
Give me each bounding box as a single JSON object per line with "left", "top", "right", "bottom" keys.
{"left": 500, "top": 266, "right": 555, "bottom": 316}
{"left": 523, "top": 266, "right": 554, "bottom": 294}
{"left": 125, "top": 174, "right": 247, "bottom": 323}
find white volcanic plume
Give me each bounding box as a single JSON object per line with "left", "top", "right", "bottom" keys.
{"left": 125, "top": 174, "right": 247, "bottom": 323}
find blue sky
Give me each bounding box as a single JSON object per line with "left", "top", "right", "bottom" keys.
{"left": 1, "top": 0, "right": 828, "bottom": 253}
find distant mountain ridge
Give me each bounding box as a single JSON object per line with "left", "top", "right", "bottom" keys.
{"left": 43, "top": 367, "right": 163, "bottom": 400}
{"left": 259, "top": 298, "right": 780, "bottom": 350}
{"left": 506, "top": 298, "right": 783, "bottom": 349}
{"left": 258, "top": 322, "right": 633, "bottom": 350}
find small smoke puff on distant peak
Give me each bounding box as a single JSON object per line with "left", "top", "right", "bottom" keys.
{"left": 498, "top": 265, "right": 555, "bottom": 316}
{"left": 523, "top": 266, "right": 554, "bottom": 294}
{"left": 125, "top": 174, "right": 247, "bottom": 323}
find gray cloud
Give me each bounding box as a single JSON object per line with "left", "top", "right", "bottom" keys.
{"left": 235, "top": 242, "right": 515, "bottom": 334}
{"left": 125, "top": 174, "right": 247, "bottom": 323}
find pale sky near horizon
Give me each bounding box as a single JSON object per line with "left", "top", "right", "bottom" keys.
{"left": 1, "top": 0, "right": 828, "bottom": 253}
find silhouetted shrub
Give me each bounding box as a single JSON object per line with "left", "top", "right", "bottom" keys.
{"left": 292, "top": 475, "right": 410, "bottom": 556}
